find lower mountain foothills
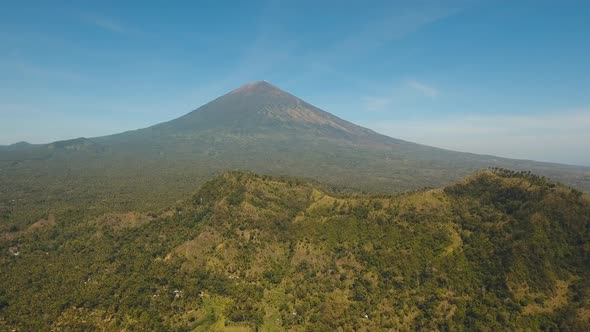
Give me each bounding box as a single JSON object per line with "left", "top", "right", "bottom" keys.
{"left": 1, "top": 169, "right": 589, "bottom": 331}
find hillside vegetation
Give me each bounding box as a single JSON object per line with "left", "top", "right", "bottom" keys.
{"left": 1, "top": 168, "right": 589, "bottom": 331}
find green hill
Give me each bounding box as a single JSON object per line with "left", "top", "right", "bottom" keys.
{"left": 1, "top": 169, "right": 588, "bottom": 331}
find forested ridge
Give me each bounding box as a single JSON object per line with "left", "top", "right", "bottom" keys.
{"left": 1, "top": 168, "right": 589, "bottom": 331}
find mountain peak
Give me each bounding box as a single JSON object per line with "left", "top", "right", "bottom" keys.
{"left": 242, "top": 80, "right": 273, "bottom": 88}
{"left": 154, "top": 80, "right": 380, "bottom": 140}
{"left": 229, "top": 80, "right": 287, "bottom": 96}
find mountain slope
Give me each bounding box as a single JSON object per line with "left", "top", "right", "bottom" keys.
{"left": 1, "top": 169, "right": 589, "bottom": 330}
{"left": 1, "top": 81, "right": 589, "bottom": 224}
{"left": 152, "top": 81, "right": 381, "bottom": 138}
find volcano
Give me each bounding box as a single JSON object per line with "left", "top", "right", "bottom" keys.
{"left": 1, "top": 81, "right": 589, "bottom": 210}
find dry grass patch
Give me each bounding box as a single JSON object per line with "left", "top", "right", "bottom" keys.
{"left": 96, "top": 212, "right": 153, "bottom": 230}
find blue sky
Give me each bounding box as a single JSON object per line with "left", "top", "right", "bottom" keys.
{"left": 1, "top": 0, "right": 589, "bottom": 165}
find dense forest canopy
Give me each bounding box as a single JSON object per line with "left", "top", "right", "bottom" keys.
{"left": 1, "top": 168, "right": 589, "bottom": 331}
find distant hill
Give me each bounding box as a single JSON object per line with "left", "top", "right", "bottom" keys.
{"left": 1, "top": 81, "right": 589, "bottom": 219}
{"left": 0, "top": 141, "right": 33, "bottom": 149}
{"left": 1, "top": 169, "right": 588, "bottom": 330}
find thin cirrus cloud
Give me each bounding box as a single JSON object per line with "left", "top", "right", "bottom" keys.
{"left": 283, "top": 3, "right": 466, "bottom": 87}
{"left": 362, "top": 109, "right": 590, "bottom": 166}
{"left": 363, "top": 96, "right": 393, "bottom": 112}
{"left": 0, "top": 57, "right": 82, "bottom": 82}
{"left": 406, "top": 79, "right": 439, "bottom": 98}
{"left": 362, "top": 79, "right": 440, "bottom": 111}
{"left": 313, "top": 4, "right": 463, "bottom": 64}
{"left": 79, "top": 13, "right": 134, "bottom": 35}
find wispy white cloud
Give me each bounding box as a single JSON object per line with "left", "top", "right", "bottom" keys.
{"left": 310, "top": 5, "right": 462, "bottom": 65}
{"left": 283, "top": 2, "right": 467, "bottom": 88}
{"left": 363, "top": 96, "right": 393, "bottom": 112}
{"left": 406, "top": 79, "right": 439, "bottom": 98}
{"left": 361, "top": 109, "right": 590, "bottom": 166}
{"left": 361, "top": 79, "right": 441, "bottom": 111}
{"left": 80, "top": 14, "right": 133, "bottom": 35}
{"left": 0, "top": 57, "right": 81, "bottom": 81}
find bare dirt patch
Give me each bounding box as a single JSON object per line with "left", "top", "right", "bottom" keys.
{"left": 28, "top": 214, "right": 56, "bottom": 231}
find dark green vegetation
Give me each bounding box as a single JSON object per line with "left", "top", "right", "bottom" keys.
{"left": 1, "top": 81, "right": 589, "bottom": 228}
{"left": 1, "top": 169, "right": 589, "bottom": 331}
